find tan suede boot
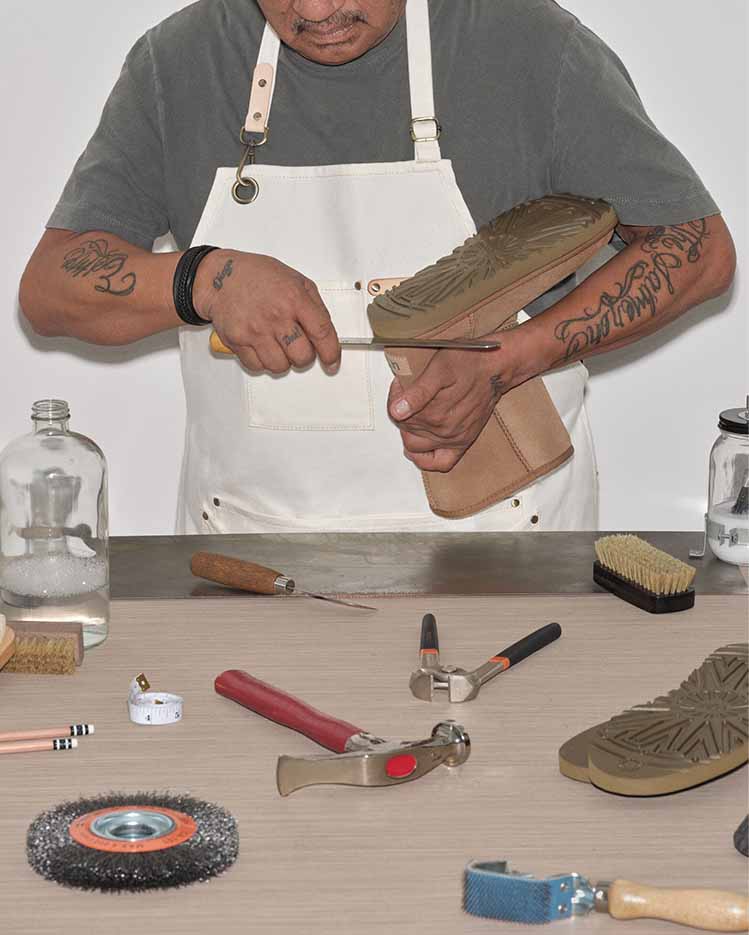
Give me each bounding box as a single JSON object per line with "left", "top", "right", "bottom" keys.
{"left": 368, "top": 194, "right": 618, "bottom": 518}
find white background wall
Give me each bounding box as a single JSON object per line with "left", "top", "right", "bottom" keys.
{"left": 1, "top": 1, "right": 746, "bottom": 535}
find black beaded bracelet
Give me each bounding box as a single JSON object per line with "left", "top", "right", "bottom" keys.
{"left": 173, "top": 245, "right": 220, "bottom": 326}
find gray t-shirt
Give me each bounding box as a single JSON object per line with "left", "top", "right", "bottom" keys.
{"left": 48, "top": 0, "right": 718, "bottom": 258}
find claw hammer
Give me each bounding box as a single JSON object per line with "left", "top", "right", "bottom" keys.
{"left": 215, "top": 669, "right": 470, "bottom": 795}
{"left": 409, "top": 615, "right": 562, "bottom": 702}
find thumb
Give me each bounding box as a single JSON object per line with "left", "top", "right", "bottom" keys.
{"left": 388, "top": 357, "right": 445, "bottom": 421}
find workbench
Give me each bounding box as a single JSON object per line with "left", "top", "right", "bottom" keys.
{"left": 2, "top": 533, "right": 747, "bottom": 934}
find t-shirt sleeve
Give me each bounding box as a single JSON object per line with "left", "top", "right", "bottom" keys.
{"left": 47, "top": 35, "right": 168, "bottom": 250}
{"left": 551, "top": 22, "right": 719, "bottom": 226}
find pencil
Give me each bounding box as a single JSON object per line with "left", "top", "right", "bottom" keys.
{"left": 0, "top": 724, "right": 94, "bottom": 743}
{"left": 0, "top": 738, "right": 78, "bottom": 755}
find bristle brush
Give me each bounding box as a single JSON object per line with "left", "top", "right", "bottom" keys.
{"left": 0, "top": 614, "right": 83, "bottom": 675}
{"left": 593, "top": 534, "right": 696, "bottom": 613}
{"left": 463, "top": 861, "right": 749, "bottom": 931}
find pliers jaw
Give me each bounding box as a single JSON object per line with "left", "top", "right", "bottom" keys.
{"left": 410, "top": 665, "right": 482, "bottom": 703}
{"left": 409, "top": 652, "right": 443, "bottom": 701}
{"left": 409, "top": 615, "right": 562, "bottom": 703}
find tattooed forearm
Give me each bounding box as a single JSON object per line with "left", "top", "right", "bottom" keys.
{"left": 213, "top": 259, "right": 233, "bottom": 291}
{"left": 281, "top": 326, "right": 303, "bottom": 347}
{"left": 61, "top": 239, "right": 137, "bottom": 297}
{"left": 553, "top": 220, "right": 708, "bottom": 362}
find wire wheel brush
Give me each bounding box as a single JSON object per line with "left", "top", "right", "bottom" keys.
{"left": 27, "top": 791, "right": 239, "bottom": 892}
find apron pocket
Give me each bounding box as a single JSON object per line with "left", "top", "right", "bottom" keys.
{"left": 246, "top": 283, "right": 374, "bottom": 431}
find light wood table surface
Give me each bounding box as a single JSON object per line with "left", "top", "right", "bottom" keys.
{"left": 1, "top": 595, "right": 747, "bottom": 934}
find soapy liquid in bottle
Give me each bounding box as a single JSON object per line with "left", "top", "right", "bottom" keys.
{"left": 1, "top": 553, "right": 109, "bottom": 648}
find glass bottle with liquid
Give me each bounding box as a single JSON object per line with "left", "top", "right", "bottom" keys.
{"left": 0, "top": 400, "right": 109, "bottom": 648}
{"left": 691, "top": 398, "right": 749, "bottom": 566}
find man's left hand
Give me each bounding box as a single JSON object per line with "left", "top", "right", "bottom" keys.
{"left": 387, "top": 336, "right": 525, "bottom": 472}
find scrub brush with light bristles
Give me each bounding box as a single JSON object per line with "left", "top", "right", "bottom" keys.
{"left": 0, "top": 614, "right": 83, "bottom": 675}
{"left": 593, "top": 534, "right": 696, "bottom": 614}
{"left": 3, "top": 635, "right": 78, "bottom": 675}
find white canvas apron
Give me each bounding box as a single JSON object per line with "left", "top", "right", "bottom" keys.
{"left": 177, "top": 0, "right": 598, "bottom": 534}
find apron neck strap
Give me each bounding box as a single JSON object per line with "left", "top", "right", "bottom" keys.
{"left": 405, "top": 0, "right": 442, "bottom": 162}
{"left": 244, "top": 0, "right": 442, "bottom": 162}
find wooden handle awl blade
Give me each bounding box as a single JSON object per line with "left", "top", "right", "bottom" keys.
{"left": 190, "top": 552, "right": 285, "bottom": 595}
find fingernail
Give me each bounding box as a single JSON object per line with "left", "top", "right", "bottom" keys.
{"left": 393, "top": 399, "right": 410, "bottom": 418}
{"left": 325, "top": 361, "right": 340, "bottom": 375}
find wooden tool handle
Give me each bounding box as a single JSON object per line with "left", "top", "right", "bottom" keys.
{"left": 608, "top": 880, "right": 749, "bottom": 932}
{"left": 210, "top": 331, "right": 233, "bottom": 355}
{"left": 190, "top": 552, "right": 284, "bottom": 595}
{"left": 215, "top": 670, "right": 364, "bottom": 753}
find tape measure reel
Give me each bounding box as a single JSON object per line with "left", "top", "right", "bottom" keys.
{"left": 128, "top": 673, "right": 183, "bottom": 726}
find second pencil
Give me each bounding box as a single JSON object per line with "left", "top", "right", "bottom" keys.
{"left": 0, "top": 739, "right": 78, "bottom": 755}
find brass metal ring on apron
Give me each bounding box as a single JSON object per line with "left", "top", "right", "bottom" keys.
{"left": 232, "top": 127, "right": 268, "bottom": 205}
{"left": 232, "top": 177, "right": 259, "bottom": 205}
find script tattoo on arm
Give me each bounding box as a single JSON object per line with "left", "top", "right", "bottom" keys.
{"left": 553, "top": 220, "right": 709, "bottom": 362}
{"left": 61, "top": 239, "right": 137, "bottom": 296}
{"left": 213, "top": 259, "right": 233, "bottom": 291}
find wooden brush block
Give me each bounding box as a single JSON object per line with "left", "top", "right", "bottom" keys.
{"left": 0, "top": 627, "right": 16, "bottom": 669}
{"left": 8, "top": 621, "right": 84, "bottom": 666}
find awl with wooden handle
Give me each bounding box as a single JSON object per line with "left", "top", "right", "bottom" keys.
{"left": 190, "top": 552, "right": 376, "bottom": 611}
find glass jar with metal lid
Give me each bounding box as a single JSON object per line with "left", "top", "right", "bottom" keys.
{"left": 691, "top": 397, "right": 749, "bottom": 565}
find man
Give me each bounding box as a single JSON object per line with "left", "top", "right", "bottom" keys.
{"left": 19, "top": 0, "right": 735, "bottom": 533}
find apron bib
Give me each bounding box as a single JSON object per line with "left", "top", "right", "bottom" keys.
{"left": 177, "top": 0, "right": 598, "bottom": 534}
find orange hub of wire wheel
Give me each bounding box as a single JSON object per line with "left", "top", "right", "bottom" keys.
{"left": 69, "top": 805, "right": 197, "bottom": 853}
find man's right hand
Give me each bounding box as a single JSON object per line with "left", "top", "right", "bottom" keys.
{"left": 193, "top": 250, "right": 341, "bottom": 375}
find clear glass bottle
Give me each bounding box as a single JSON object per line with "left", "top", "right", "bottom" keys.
{"left": 692, "top": 398, "right": 749, "bottom": 566}
{"left": 0, "top": 400, "right": 109, "bottom": 647}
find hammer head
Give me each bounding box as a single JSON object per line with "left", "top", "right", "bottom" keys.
{"left": 276, "top": 720, "right": 471, "bottom": 795}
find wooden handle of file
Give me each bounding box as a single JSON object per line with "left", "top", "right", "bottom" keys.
{"left": 210, "top": 331, "right": 233, "bottom": 355}
{"left": 190, "top": 552, "right": 283, "bottom": 595}
{"left": 608, "top": 880, "right": 749, "bottom": 932}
